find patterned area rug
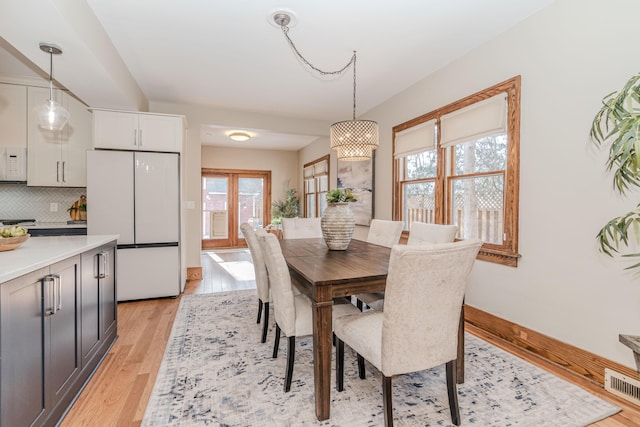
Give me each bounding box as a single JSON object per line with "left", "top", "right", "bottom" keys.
{"left": 142, "top": 291, "right": 620, "bottom": 426}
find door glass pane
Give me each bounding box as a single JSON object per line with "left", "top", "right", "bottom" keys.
{"left": 203, "top": 177, "right": 228, "bottom": 239}
{"left": 451, "top": 175, "right": 504, "bottom": 244}
{"left": 238, "top": 177, "right": 264, "bottom": 235}
{"left": 403, "top": 181, "right": 435, "bottom": 229}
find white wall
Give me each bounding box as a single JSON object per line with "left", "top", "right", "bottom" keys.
{"left": 359, "top": 0, "right": 640, "bottom": 368}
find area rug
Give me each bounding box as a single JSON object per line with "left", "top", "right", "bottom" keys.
{"left": 142, "top": 291, "right": 620, "bottom": 426}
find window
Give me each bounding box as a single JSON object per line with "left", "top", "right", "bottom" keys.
{"left": 303, "top": 155, "right": 330, "bottom": 218}
{"left": 393, "top": 76, "right": 520, "bottom": 266}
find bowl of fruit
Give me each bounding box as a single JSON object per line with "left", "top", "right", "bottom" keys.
{"left": 0, "top": 226, "right": 30, "bottom": 252}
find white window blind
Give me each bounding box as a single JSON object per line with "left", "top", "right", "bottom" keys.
{"left": 313, "top": 160, "right": 328, "bottom": 175}
{"left": 393, "top": 119, "right": 436, "bottom": 159}
{"left": 440, "top": 93, "right": 507, "bottom": 148}
{"left": 303, "top": 166, "right": 314, "bottom": 178}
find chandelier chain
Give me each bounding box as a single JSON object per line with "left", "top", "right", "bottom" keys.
{"left": 280, "top": 25, "right": 358, "bottom": 120}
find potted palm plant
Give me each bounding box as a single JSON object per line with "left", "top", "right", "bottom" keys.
{"left": 590, "top": 72, "right": 640, "bottom": 375}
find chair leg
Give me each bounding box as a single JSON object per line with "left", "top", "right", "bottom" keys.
{"left": 383, "top": 375, "right": 393, "bottom": 427}
{"left": 257, "top": 299, "right": 263, "bottom": 324}
{"left": 284, "top": 336, "right": 296, "bottom": 392}
{"left": 356, "top": 299, "right": 364, "bottom": 311}
{"left": 273, "top": 324, "right": 281, "bottom": 358}
{"left": 261, "top": 302, "right": 269, "bottom": 343}
{"left": 336, "top": 337, "right": 345, "bottom": 392}
{"left": 446, "top": 360, "right": 461, "bottom": 426}
{"left": 357, "top": 353, "right": 366, "bottom": 379}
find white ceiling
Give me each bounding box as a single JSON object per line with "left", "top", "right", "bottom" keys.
{"left": 0, "top": 0, "right": 556, "bottom": 150}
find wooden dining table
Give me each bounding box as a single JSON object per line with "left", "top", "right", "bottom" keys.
{"left": 279, "top": 237, "right": 466, "bottom": 421}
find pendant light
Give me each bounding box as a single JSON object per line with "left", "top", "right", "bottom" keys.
{"left": 34, "top": 43, "right": 70, "bottom": 131}
{"left": 273, "top": 12, "right": 378, "bottom": 161}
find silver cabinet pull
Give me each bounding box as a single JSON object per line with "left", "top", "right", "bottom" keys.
{"left": 56, "top": 161, "right": 61, "bottom": 183}
{"left": 139, "top": 129, "right": 142, "bottom": 147}
{"left": 97, "top": 251, "right": 109, "bottom": 278}
{"left": 62, "top": 161, "right": 66, "bottom": 183}
{"left": 43, "top": 274, "right": 61, "bottom": 315}
{"left": 134, "top": 128, "right": 137, "bottom": 146}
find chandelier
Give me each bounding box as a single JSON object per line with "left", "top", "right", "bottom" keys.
{"left": 273, "top": 12, "right": 378, "bottom": 161}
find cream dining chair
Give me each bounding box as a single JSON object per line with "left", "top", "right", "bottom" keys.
{"left": 334, "top": 239, "right": 482, "bottom": 427}
{"left": 281, "top": 217, "right": 323, "bottom": 239}
{"left": 355, "top": 219, "right": 404, "bottom": 311}
{"left": 407, "top": 222, "right": 458, "bottom": 245}
{"left": 360, "top": 222, "right": 460, "bottom": 311}
{"left": 257, "top": 232, "right": 360, "bottom": 392}
{"left": 240, "top": 223, "right": 271, "bottom": 343}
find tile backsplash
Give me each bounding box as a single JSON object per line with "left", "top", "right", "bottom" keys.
{"left": 0, "top": 184, "right": 86, "bottom": 222}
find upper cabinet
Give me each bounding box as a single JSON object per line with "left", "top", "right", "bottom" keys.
{"left": 27, "top": 86, "right": 92, "bottom": 187}
{"left": 0, "top": 83, "right": 27, "bottom": 149}
{"left": 93, "top": 110, "right": 183, "bottom": 153}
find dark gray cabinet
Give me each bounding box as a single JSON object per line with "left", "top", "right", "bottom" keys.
{"left": 81, "top": 244, "right": 117, "bottom": 370}
{"left": 0, "top": 240, "right": 117, "bottom": 427}
{"left": 1, "top": 256, "right": 81, "bottom": 427}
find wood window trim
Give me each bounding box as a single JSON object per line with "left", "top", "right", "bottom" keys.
{"left": 392, "top": 76, "right": 521, "bottom": 267}
{"left": 303, "top": 155, "right": 330, "bottom": 218}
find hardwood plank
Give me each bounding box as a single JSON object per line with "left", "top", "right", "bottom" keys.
{"left": 61, "top": 249, "right": 639, "bottom": 426}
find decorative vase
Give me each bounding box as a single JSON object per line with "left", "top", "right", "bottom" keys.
{"left": 321, "top": 202, "right": 355, "bottom": 250}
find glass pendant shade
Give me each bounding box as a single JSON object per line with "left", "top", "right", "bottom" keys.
{"left": 330, "top": 119, "right": 379, "bottom": 161}
{"left": 34, "top": 98, "right": 70, "bottom": 131}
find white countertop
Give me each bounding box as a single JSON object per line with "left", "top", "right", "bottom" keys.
{"left": 0, "top": 235, "right": 118, "bottom": 283}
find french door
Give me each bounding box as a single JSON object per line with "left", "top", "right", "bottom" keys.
{"left": 202, "top": 168, "right": 271, "bottom": 249}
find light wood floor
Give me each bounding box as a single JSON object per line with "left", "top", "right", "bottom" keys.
{"left": 61, "top": 250, "right": 640, "bottom": 426}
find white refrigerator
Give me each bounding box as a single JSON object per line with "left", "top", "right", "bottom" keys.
{"left": 87, "top": 150, "right": 181, "bottom": 301}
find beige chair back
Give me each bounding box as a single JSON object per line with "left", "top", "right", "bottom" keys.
{"left": 407, "top": 222, "right": 458, "bottom": 245}
{"left": 240, "top": 223, "right": 270, "bottom": 303}
{"left": 257, "top": 232, "right": 297, "bottom": 336}
{"left": 381, "top": 239, "right": 482, "bottom": 376}
{"left": 366, "top": 219, "right": 404, "bottom": 248}
{"left": 281, "top": 217, "right": 323, "bottom": 239}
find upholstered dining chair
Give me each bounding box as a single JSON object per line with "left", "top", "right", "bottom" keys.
{"left": 334, "top": 239, "right": 482, "bottom": 427}
{"left": 407, "top": 222, "right": 458, "bottom": 245}
{"left": 355, "top": 219, "right": 404, "bottom": 311}
{"left": 257, "top": 231, "right": 360, "bottom": 392}
{"left": 281, "top": 217, "right": 323, "bottom": 239}
{"left": 240, "top": 223, "right": 271, "bottom": 343}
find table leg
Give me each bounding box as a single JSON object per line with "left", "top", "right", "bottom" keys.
{"left": 311, "top": 293, "right": 333, "bottom": 421}
{"left": 457, "top": 303, "right": 465, "bottom": 384}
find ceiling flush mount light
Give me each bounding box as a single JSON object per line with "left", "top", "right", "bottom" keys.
{"left": 229, "top": 131, "right": 251, "bottom": 142}
{"left": 273, "top": 12, "right": 378, "bottom": 161}
{"left": 34, "top": 43, "right": 70, "bottom": 131}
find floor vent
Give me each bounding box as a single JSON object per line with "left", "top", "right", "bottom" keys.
{"left": 604, "top": 368, "right": 640, "bottom": 405}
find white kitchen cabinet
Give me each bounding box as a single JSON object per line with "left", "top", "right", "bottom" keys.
{"left": 0, "top": 83, "right": 27, "bottom": 149}
{"left": 27, "top": 86, "right": 92, "bottom": 187}
{"left": 93, "top": 109, "right": 183, "bottom": 153}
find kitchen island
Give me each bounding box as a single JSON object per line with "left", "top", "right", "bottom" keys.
{"left": 0, "top": 235, "right": 119, "bottom": 427}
